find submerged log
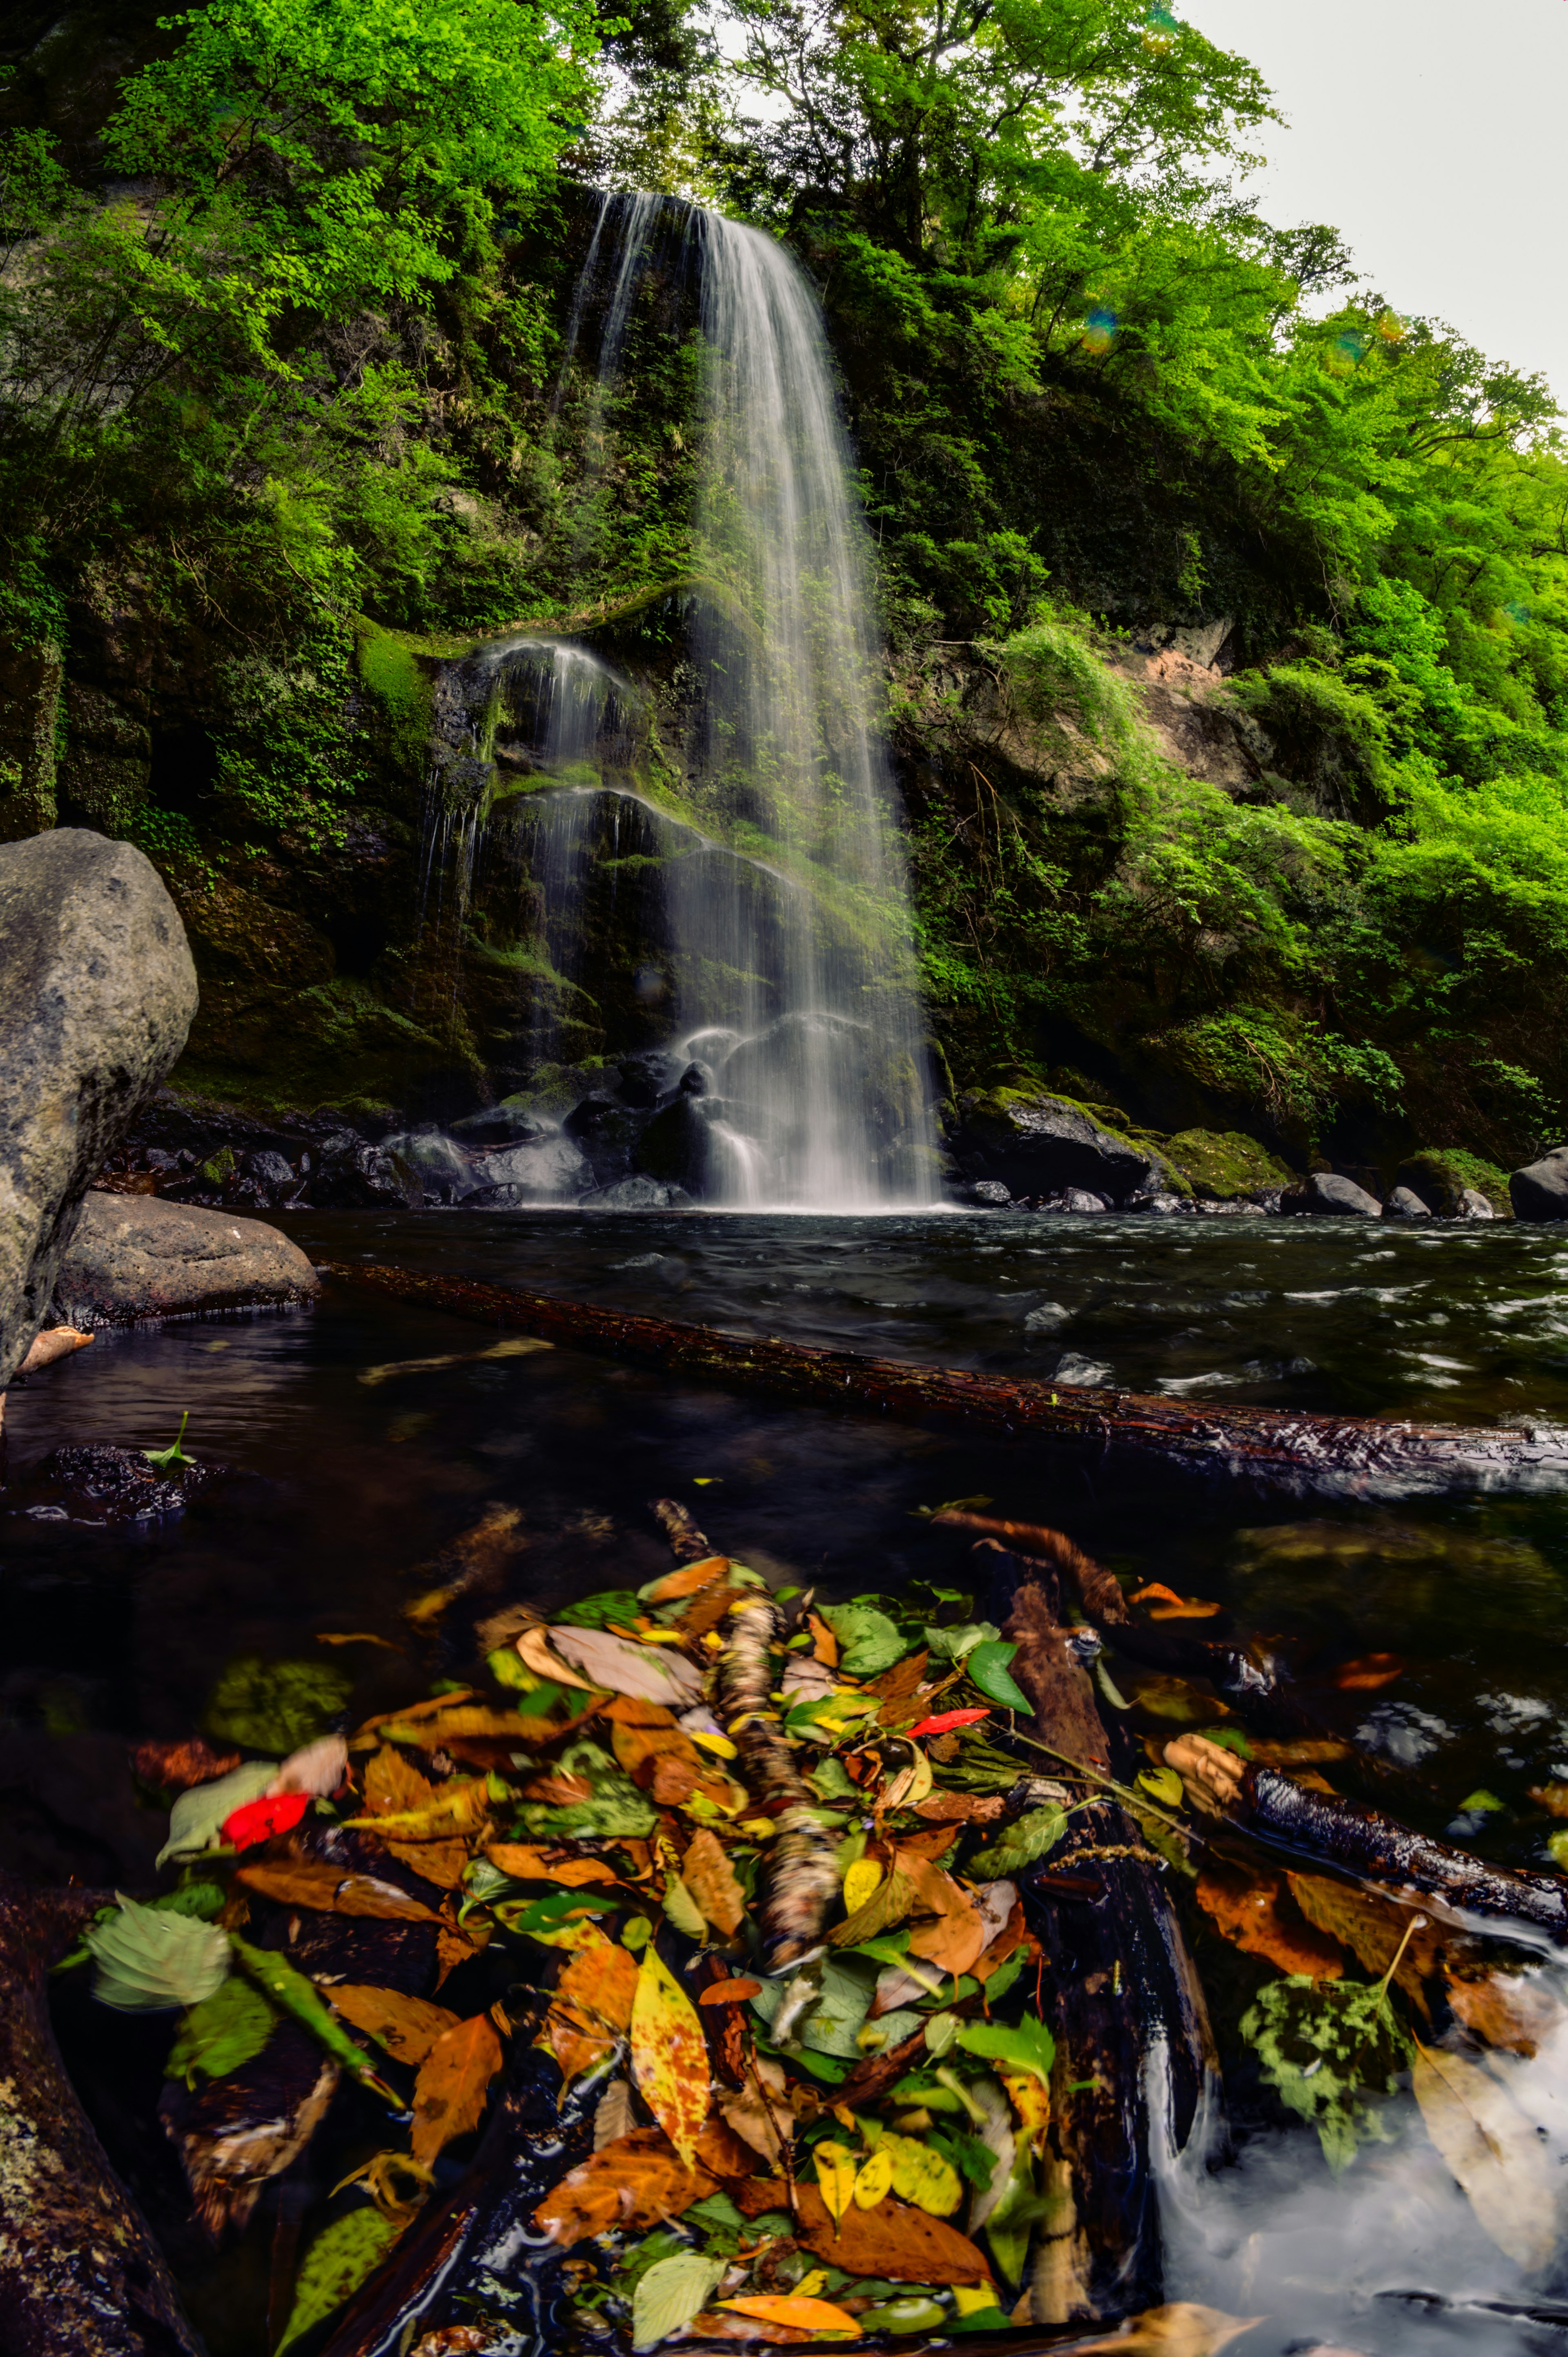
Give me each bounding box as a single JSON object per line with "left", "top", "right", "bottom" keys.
{"left": 0, "top": 1871, "right": 202, "bottom": 2357}
{"left": 325, "top": 1260, "right": 1568, "bottom": 1501}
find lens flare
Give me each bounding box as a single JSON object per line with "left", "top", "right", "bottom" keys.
{"left": 1082, "top": 306, "right": 1118, "bottom": 355}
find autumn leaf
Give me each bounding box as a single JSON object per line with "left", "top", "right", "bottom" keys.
{"left": 484, "top": 1843, "right": 620, "bottom": 1888}
{"left": 1195, "top": 1861, "right": 1344, "bottom": 1980}
{"left": 630, "top": 1944, "right": 711, "bottom": 2167}
{"left": 535, "top": 2121, "right": 748, "bottom": 2244}
{"left": 719, "top": 2296, "right": 859, "bottom": 2335}
{"left": 131, "top": 1737, "right": 242, "bottom": 1792}
{"left": 410, "top": 2013, "right": 504, "bottom": 2169}
{"left": 898, "top": 1855, "right": 988, "bottom": 1977}
{"left": 733, "top": 2181, "right": 993, "bottom": 2285}
{"left": 641, "top": 1556, "right": 730, "bottom": 1603}
{"left": 549, "top": 1626, "right": 703, "bottom": 1707}
{"left": 1127, "top": 1583, "right": 1222, "bottom": 1620}
{"left": 853, "top": 2146, "right": 894, "bottom": 2208}
{"left": 1330, "top": 1653, "right": 1405, "bottom": 1691}
{"left": 1412, "top": 2039, "right": 1559, "bottom": 2270}
{"left": 815, "top": 2140, "right": 858, "bottom": 2223}
{"left": 331, "top": 1985, "right": 460, "bottom": 2065}
{"left": 717, "top": 2054, "right": 792, "bottom": 2162}
{"left": 829, "top": 1865, "right": 917, "bottom": 1947}
{"left": 699, "top": 1977, "right": 761, "bottom": 2006}
{"left": 547, "top": 1942, "right": 641, "bottom": 2082}
{"left": 1446, "top": 1969, "right": 1564, "bottom": 2057}
{"left": 1287, "top": 1872, "right": 1445, "bottom": 2003}
{"left": 1068, "top": 2305, "right": 1264, "bottom": 2357}
{"left": 681, "top": 1829, "right": 746, "bottom": 1937}
{"left": 235, "top": 1861, "right": 441, "bottom": 1922}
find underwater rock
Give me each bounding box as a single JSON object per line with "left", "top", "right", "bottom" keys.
{"left": 0, "top": 831, "right": 197, "bottom": 1388}
{"left": 1283, "top": 1171, "right": 1383, "bottom": 1217}
{"left": 1511, "top": 1146, "right": 1568, "bottom": 1219}
{"left": 51, "top": 1193, "right": 319, "bottom": 1325}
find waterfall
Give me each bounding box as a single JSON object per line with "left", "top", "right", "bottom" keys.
{"left": 423, "top": 194, "right": 939, "bottom": 1209}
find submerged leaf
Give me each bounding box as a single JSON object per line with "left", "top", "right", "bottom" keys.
{"left": 85, "top": 1894, "right": 230, "bottom": 2012}
{"left": 276, "top": 2208, "right": 400, "bottom": 2354}
{"left": 1412, "top": 2040, "right": 1559, "bottom": 2270}
{"left": 204, "top": 1656, "right": 353, "bottom": 1755}
{"left": 410, "top": 2013, "right": 505, "bottom": 2168}
{"left": 1196, "top": 1862, "right": 1345, "bottom": 1981}
{"left": 630, "top": 1944, "right": 711, "bottom": 2167}
{"left": 1240, "top": 1973, "right": 1411, "bottom": 2170}
{"left": 168, "top": 1976, "right": 276, "bottom": 2085}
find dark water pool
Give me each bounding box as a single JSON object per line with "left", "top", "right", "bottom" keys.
{"left": 9, "top": 1209, "right": 1568, "bottom": 2355}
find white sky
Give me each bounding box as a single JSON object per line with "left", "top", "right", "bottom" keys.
{"left": 1182, "top": 0, "right": 1568, "bottom": 407}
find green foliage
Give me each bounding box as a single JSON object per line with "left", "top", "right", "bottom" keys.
{"left": 277, "top": 2208, "right": 401, "bottom": 2354}
{"left": 818, "top": 1603, "right": 909, "bottom": 1675}
{"left": 966, "top": 1806, "right": 1067, "bottom": 1878}
{"left": 204, "top": 1656, "right": 354, "bottom": 1754}
{"left": 168, "top": 1977, "right": 279, "bottom": 2086}
{"left": 84, "top": 1894, "right": 232, "bottom": 2013}
{"left": 1241, "top": 1973, "right": 1412, "bottom": 2172}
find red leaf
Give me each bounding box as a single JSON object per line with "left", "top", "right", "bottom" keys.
{"left": 907, "top": 1707, "right": 990, "bottom": 1738}
{"left": 221, "top": 1791, "right": 310, "bottom": 1849}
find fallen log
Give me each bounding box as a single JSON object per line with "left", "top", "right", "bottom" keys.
{"left": 324, "top": 1260, "right": 1568, "bottom": 1502}
{"left": 0, "top": 1871, "right": 203, "bottom": 2357}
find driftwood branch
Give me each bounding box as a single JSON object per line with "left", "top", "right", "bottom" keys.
{"left": 0, "top": 1871, "right": 202, "bottom": 2357}
{"left": 325, "top": 1260, "right": 1568, "bottom": 1502}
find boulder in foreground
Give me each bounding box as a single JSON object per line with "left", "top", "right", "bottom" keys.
{"left": 1511, "top": 1147, "right": 1568, "bottom": 1220}
{"left": 0, "top": 830, "right": 197, "bottom": 1386}
{"left": 52, "top": 1192, "right": 319, "bottom": 1325}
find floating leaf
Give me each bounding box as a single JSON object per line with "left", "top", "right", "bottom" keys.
{"left": 343, "top": 1774, "right": 496, "bottom": 1841}
{"left": 1330, "top": 1654, "right": 1405, "bottom": 1691}
{"left": 1286, "top": 1873, "right": 1442, "bottom": 2001}
{"left": 631, "top": 1944, "right": 711, "bottom": 2167}
{"left": 236, "top": 1861, "right": 441, "bottom": 1922}
{"left": 205, "top": 1655, "right": 353, "bottom": 1755}
{"left": 157, "top": 1759, "right": 276, "bottom": 1868}
{"left": 1195, "top": 1862, "right": 1345, "bottom": 1981}
{"left": 330, "top": 1985, "right": 460, "bottom": 2066}
{"left": 411, "top": 2013, "right": 505, "bottom": 2169}
{"left": 1447, "top": 1969, "right": 1563, "bottom": 2057}
{"left": 276, "top": 2208, "right": 400, "bottom": 2354}
{"left": 965, "top": 1641, "right": 1030, "bottom": 1713}
{"left": 908, "top": 1708, "right": 990, "bottom": 1738}
{"left": 1412, "top": 2040, "right": 1559, "bottom": 2270}
{"left": 719, "top": 2296, "right": 860, "bottom": 2334}
{"left": 85, "top": 1894, "right": 230, "bottom": 2012}
{"left": 967, "top": 1806, "right": 1066, "bottom": 1878}
{"left": 634, "top": 2253, "right": 727, "bottom": 2350}
{"left": 957, "top": 2016, "right": 1056, "bottom": 2086}
{"left": 168, "top": 1977, "right": 276, "bottom": 2085}
{"left": 682, "top": 1829, "right": 747, "bottom": 1937}
{"left": 1127, "top": 1583, "right": 1221, "bottom": 1621}
{"left": 1240, "top": 1973, "right": 1411, "bottom": 2170}
{"left": 548, "top": 1626, "right": 702, "bottom": 1706}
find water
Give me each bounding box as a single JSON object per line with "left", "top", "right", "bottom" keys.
{"left": 13, "top": 1211, "right": 1568, "bottom": 2352}
{"left": 421, "top": 194, "right": 937, "bottom": 1206}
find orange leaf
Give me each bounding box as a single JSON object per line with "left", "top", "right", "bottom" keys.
{"left": 410, "top": 2013, "right": 504, "bottom": 2169}
{"left": 485, "top": 1843, "right": 620, "bottom": 1887}
{"left": 719, "top": 2297, "right": 859, "bottom": 2333}
{"left": 235, "top": 1860, "right": 441, "bottom": 1922}
{"left": 1447, "top": 1969, "right": 1565, "bottom": 2057}
{"left": 1128, "top": 1583, "right": 1221, "bottom": 1620}
{"left": 642, "top": 1556, "right": 731, "bottom": 1603}
{"left": 699, "top": 1977, "right": 762, "bottom": 2006}
{"left": 1286, "top": 1871, "right": 1445, "bottom": 2003}
{"left": 1330, "top": 1652, "right": 1405, "bottom": 1690}
{"left": 559, "top": 1942, "right": 640, "bottom": 2033}
{"left": 807, "top": 1612, "right": 839, "bottom": 1668}
{"left": 330, "top": 1984, "right": 460, "bottom": 2065}
{"left": 913, "top": 1791, "right": 1006, "bottom": 1824}
{"left": 898, "top": 1855, "right": 988, "bottom": 1977}
{"left": 1194, "top": 1862, "right": 1343, "bottom": 1980}
{"left": 681, "top": 1828, "right": 746, "bottom": 1937}
{"left": 533, "top": 2120, "right": 747, "bottom": 2245}
{"left": 363, "top": 1742, "right": 435, "bottom": 1815}
{"left": 630, "top": 1945, "right": 710, "bottom": 2167}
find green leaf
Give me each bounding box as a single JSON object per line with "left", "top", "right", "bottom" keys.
{"left": 965, "top": 1640, "right": 1031, "bottom": 1712}
{"left": 663, "top": 1877, "right": 707, "bottom": 1940}
{"left": 169, "top": 1976, "right": 278, "bottom": 2085}
{"left": 1458, "top": 1788, "right": 1505, "bottom": 1813}
{"left": 85, "top": 1893, "right": 231, "bottom": 2012}
{"left": 204, "top": 1655, "right": 353, "bottom": 1755}
{"left": 923, "top": 1620, "right": 1001, "bottom": 1662}
{"left": 157, "top": 1760, "right": 277, "bottom": 1869}
{"left": 956, "top": 2015, "right": 1056, "bottom": 2085}
{"left": 154, "top": 1880, "right": 229, "bottom": 1920}
{"left": 967, "top": 1805, "right": 1067, "bottom": 1877}
{"left": 277, "top": 2208, "right": 401, "bottom": 2353}
{"left": 557, "top": 1589, "right": 643, "bottom": 1631}
{"left": 144, "top": 1410, "right": 195, "bottom": 1472}
{"left": 683, "top": 2191, "right": 747, "bottom": 2250}
{"left": 1137, "top": 1765, "right": 1185, "bottom": 1808}
{"left": 1240, "top": 1974, "right": 1412, "bottom": 2171}
{"left": 978, "top": 1945, "right": 1029, "bottom": 2004}
{"left": 632, "top": 2251, "right": 726, "bottom": 2349}
{"left": 818, "top": 1603, "right": 909, "bottom": 1677}
{"left": 810, "top": 1755, "right": 860, "bottom": 1801}
{"left": 1193, "top": 1724, "right": 1253, "bottom": 1759}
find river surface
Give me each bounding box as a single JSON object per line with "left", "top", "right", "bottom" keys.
{"left": 9, "top": 1209, "right": 1568, "bottom": 2355}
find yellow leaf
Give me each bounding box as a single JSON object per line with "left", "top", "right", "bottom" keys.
{"left": 882, "top": 1748, "right": 934, "bottom": 1811}
{"left": 852, "top": 2146, "right": 894, "bottom": 2209}
{"left": 883, "top": 2130, "right": 962, "bottom": 2217}
{"left": 795, "top": 2271, "right": 828, "bottom": 2298}
{"left": 682, "top": 1829, "right": 746, "bottom": 1937}
{"left": 343, "top": 1775, "right": 494, "bottom": 1840}
{"left": 630, "top": 1945, "right": 710, "bottom": 2168}
{"left": 664, "top": 1877, "right": 708, "bottom": 1940}
{"left": 410, "top": 2013, "right": 504, "bottom": 2170}
{"left": 842, "top": 1858, "right": 883, "bottom": 1916}
{"left": 1000, "top": 2070, "right": 1051, "bottom": 2149}
{"left": 689, "top": 1729, "right": 738, "bottom": 1759}
{"left": 719, "top": 2297, "right": 859, "bottom": 2335}
{"left": 813, "top": 2141, "right": 858, "bottom": 2225}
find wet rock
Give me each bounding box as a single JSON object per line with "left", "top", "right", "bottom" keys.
{"left": 467, "top": 1131, "right": 591, "bottom": 1203}
{"left": 959, "top": 1179, "right": 1013, "bottom": 1208}
{"left": 564, "top": 1095, "right": 648, "bottom": 1184}
{"left": 617, "top": 1050, "right": 684, "bottom": 1108}
{"left": 1130, "top": 1192, "right": 1189, "bottom": 1216}
{"left": 1283, "top": 1172, "right": 1383, "bottom": 1218}
{"left": 311, "top": 1135, "right": 422, "bottom": 1209}
{"left": 385, "top": 1128, "right": 479, "bottom": 1204}
{"left": 581, "top": 1175, "right": 695, "bottom": 1211}
{"left": 949, "top": 1086, "right": 1171, "bottom": 1205}
{"left": 0, "top": 830, "right": 198, "bottom": 1386}
{"left": 51, "top": 1192, "right": 320, "bottom": 1324}
{"left": 1161, "top": 1126, "right": 1291, "bottom": 1204}
{"left": 1455, "top": 1186, "right": 1497, "bottom": 1220}
{"left": 1510, "top": 1148, "right": 1568, "bottom": 1220}
{"left": 1399, "top": 1151, "right": 1509, "bottom": 1219}
{"left": 7, "top": 1442, "right": 218, "bottom": 1525}
{"left": 634, "top": 1096, "right": 716, "bottom": 1194}
{"left": 1023, "top": 1302, "right": 1069, "bottom": 1340}
{"left": 1384, "top": 1186, "right": 1431, "bottom": 1220}
{"left": 450, "top": 1099, "right": 557, "bottom": 1145}
{"left": 1062, "top": 1188, "right": 1112, "bottom": 1213}
{"left": 1052, "top": 1351, "right": 1114, "bottom": 1388}
{"left": 243, "top": 1148, "right": 298, "bottom": 1196}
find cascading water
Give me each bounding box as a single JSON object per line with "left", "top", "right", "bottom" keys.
{"left": 423, "top": 193, "right": 940, "bottom": 1209}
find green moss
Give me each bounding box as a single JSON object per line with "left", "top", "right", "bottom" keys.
{"left": 355, "top": 619, "right": 434, "bottom": 773}
{"left": 1398, "top": 1149, "right": 1513, "bottom": 1217}
{"left": 1164, "top": 1128, "right": 1292, "bottom": 1201}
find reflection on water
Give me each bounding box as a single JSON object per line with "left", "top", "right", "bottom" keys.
{"left": 9, "top": 1210, "right": 1568, "bottom": 2353}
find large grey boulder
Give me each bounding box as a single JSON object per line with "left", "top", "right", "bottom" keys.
{"left": 951, "top": 1089, "right": 1170, "bottom": 1204}
{"left": 1285, "top": 1172, "right": 1383, "bottom": 1218}
{"left": 0, "top": 831, "right": 197, "bottom": 1386}
{"left": 1511, "top": 1148, "right": 1568, "bottom": 1220}
{"left": 1384, "top": 1186, "right": 1430, "bottom": 1220}
{"left": 52, "top": 1193, "right": 319, "bottom": 1325}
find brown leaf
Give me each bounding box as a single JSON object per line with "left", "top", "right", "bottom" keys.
{"left": 1412, "top": 2038, "right": 1559, "bottom": 2270}
{"left": 642, "top": 1556, "right": 730, "bottom": 1603}
{"left": 913, "top": 1791, "right": 1006, "bottom": 1824}
{"left": 807, "top": 1612, "right": 839, "bottom": 1667}
{"left": 410, "top": 2014, "right": 504, "bottom": 2170}
{"left": 833, "top": 2030, "right": 927, "bottom": 2110}
{"left": 353, "top": 1690, "right": 479, "bottom": 1742}
{"left": 235, "top": 1861, "right": 441, "bottom": 1922}
{"left": 734, "top": 2181, "right": 993, "bottom": 2286}
{"left": 1287, "top": 1872, "right": 1446, "bottom": 2004}
{"left": 1330, "top": 1653, "right": 1405, "bottom": 1691}
{"left": 973, "top": 1899, "right": 1031, "bottom": 1985}
{"left": 613, "top": 1714, "right": 702, "bottom": 1779}
{"left": 682, "top": 1829, "right": 747, "bottom": 1938}
{"left": 699, "top": 1978, "right": 762, "bottom": 2007}
{"left": 363, "top": 1743, "right": 435, "bottom": 1815}
{"left": 829, "top": 1865, "right": 917, "bottom": 1948}
{"left": 485, "top": 1843, "right": 620, "bottom": 1888}
{"left": 546, "top": 1940, "right": 641, "bottom": 2087}
{"left": 130, "top": 1738, "right": 243, "bottom": 1793}
{"left": 717, "top": 2054, "right": 792, "bottom": 2162}
{"left": 1069, "top": 2304, "right": 1265, "bottom": 2357}
{"left": 1529, "top": 1782, "right": 1568, "bottom": 1820}
{"left": 898, "top": 1855, "right": 987, "bottom": 1976}
{"left": 1447, "top": 1969, "right": 1565, "bottom": 2057}
{"left": 683, "top": 2312, "right": 797, "bottom": 2345}
{"left": 1127, "top": 1584, "right": 1222, "bottom": 1621}
{"left": 1195, "top": 1861, "right": 1344, "bottom": 1980}
{"left": 330, "top": 1985, "right": 460, "bottom": 2065}
{"left": 868, "top": 1649, "right": 930, "bottom": 1708}
{"left": 435, "top": 1920, "right": 484, "bottom": 1987}
{"left": 894, "top": 1824, "right": 961, "bottom": 1862}
{"left": 534, "top": 2119, "right": 748, "bottom": 2245}
{"left": 1247, "top": 1738, "right": 1354, "bottom": 1767}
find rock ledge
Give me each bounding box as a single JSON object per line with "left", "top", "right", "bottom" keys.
{"left": 51, "top": 1193, "right": 319, "bottom": 1325}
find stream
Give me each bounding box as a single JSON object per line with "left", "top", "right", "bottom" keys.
{"left": 8, "top": 1208, "right": 1568, "bottom": 2356}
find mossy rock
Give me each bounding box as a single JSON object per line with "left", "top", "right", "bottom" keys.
{"left": 1396, "top": 1150, "right": 1512, "bottom": 1218}
{"left": 1164, "top": 1128, "right": 1292, "bottom": 1201}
